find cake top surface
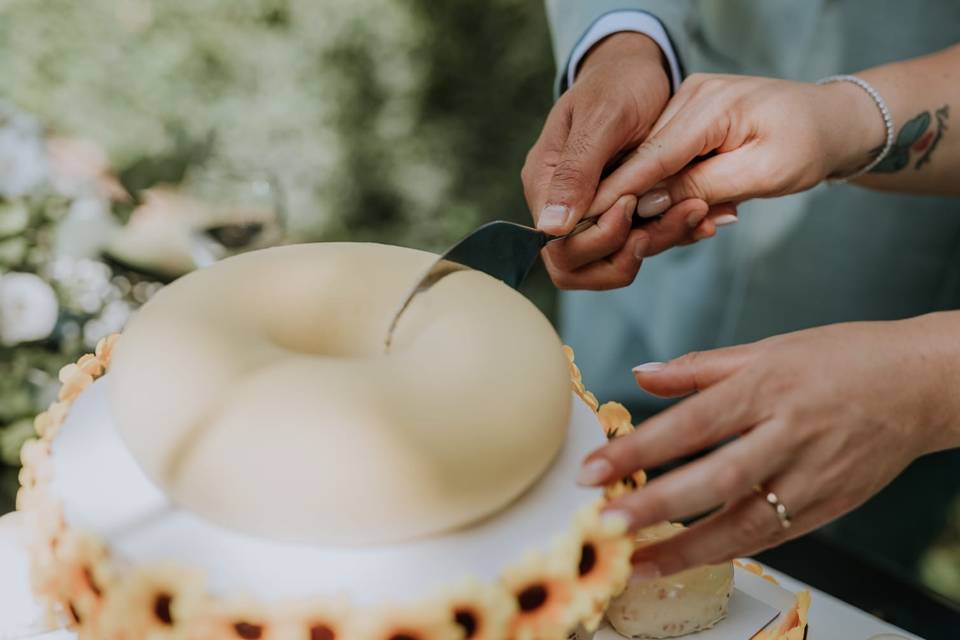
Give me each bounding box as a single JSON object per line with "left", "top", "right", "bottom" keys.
{"left": 107, "top": 242, "right": 572, "bottom": 545}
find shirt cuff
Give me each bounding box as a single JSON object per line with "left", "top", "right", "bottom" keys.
{"left": 564, "top": 10, "right": 683, "bottom": 94}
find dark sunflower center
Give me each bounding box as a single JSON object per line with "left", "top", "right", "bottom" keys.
{"left": 579, "top": 542, "right": 598, "bottom": 576}
{"left": 82, "top": 566, "right": 102, "bottom": 597}
{"left": 518, "top": 584, "right": 549, "bottom": 611}
{"left": 154, "top": 593, "right": 174, "bottom": 625}
{"left": 67, "top": 601, "right": 81, "bottom": 624}
{"left": 310, "top": 623, "right": 336, "bottom": 640}
{"left": 454, "top": 608, "right": 479, "bottom": 638}
{"left": 234, "top": 622, "right": 264, "bottom": 639}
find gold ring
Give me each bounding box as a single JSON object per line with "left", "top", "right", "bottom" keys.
{"left": 755, "top": 486, "right": 792, "bottom": 530}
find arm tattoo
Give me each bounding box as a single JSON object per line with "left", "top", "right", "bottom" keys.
{"left": 870, "top": 105, "right": 950, "bottom": 173}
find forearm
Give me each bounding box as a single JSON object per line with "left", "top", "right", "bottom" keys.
{"left": 827, "top": 44, "right": 960, "bottom": 194}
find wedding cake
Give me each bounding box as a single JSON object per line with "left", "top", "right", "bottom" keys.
{"left": 13, "top": 243, "right": 808, "bottom": 640}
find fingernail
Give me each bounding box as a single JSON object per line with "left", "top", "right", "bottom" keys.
{"left": 714, "top": 214, "right": 738, "bottom": 227}
{"left": 632, "top": 362, "right": 664, "bottom": 374}
{"left": 635, "top": 189, "right": 671, "bottom": 218}
{"left": 632, "top": 236, "right": 648, "bottom": 261}
{"left": 631, "top": 561, "right": 662, "bottom": 583}
{"left": 577, "top": 457, "right": 614, "bottom": 486}
{"left": 600, "top": 509, "right": 632, "bottom": 532}
{"left": 538, "top": 204, "right": 570, "bottom": 231}
{"left": 686, "top": 208, "right": 708, "bottom": 229}
{"left": 623, "top": 196, "right": 638, "bottom": 223}
{"left": 692, "top": 225, "right": 713, "bottom": 241}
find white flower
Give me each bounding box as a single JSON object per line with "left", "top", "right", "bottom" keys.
{"left": 0, "top": 272, "right": 59, "bottom": 346}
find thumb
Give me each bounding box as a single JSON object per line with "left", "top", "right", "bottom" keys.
{"left": 538, "top": 116, "right": 626, "bottom": 235}
{"left": 632, "top": 343, "right": 755, "bottom": 397}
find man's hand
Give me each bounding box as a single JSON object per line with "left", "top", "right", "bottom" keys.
{"left": 523, "top": 33, "right": 694, "bottom": 290}
{"left": 576, "top": 313, "right": 960, "bottom": 578}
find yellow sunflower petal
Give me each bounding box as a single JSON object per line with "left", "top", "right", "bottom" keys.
{"left": 570, "top": 503, "right": 633, "bottom": 623}
{"left": 272, "top": 594, "right": 353, "bottom": 640}
{"left": 57, "top": 363, "right": 94, "bottom": 402}
{"left": 442, "top": 579, "right": 516, "bottom": 640}
{"left": 358, "top": 597, "right": 462, "bottom": 640}
{"left": 596, "top": 402, "right": 633, "bottom": 440}
{"left": 100, "top": 564, "right": 206, "bottom": 639}
{"left": 95, "top": 334, "right": 120, "bottom": 368}
{"left": 500, "top": 542, "right": 588, "bottom": 640}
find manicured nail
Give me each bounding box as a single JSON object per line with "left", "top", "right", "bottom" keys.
{"left": 538, "top": 204, "right": 570, "bottom": 231}
{"left": 600, "top": 509, "right": 632, "bottom": 532}
{"left": 635, "top": 189, "right": 671, "bottom": 218}
{"left": 632, "top": 236, "right": 648, "bottom": 261}
{"left": 714, "top": 214, "right": 738, "bottom": 227}
{"left": 577, "top": 457, "right": 614, "bottom": 486}
{"left": 632, "top": 362, "right": 664, "bottom": 374}
{"left": 631, "top": 561, "right": 662, "bottom": 583}
{"left": 692, "top": 225, "right": 713, "bottom": 241}
{"left": 686, "top": 208, "right": 708, "bottom": 229}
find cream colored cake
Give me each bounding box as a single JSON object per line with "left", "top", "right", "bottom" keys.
{"left": 605, "top": 523, "right": 734, "bottom": 639}
{"left": 10, "top": 242, "right": 810, "bottom": 640}
{"left": 108, "top": 242, "right": 571, "bottom": 545}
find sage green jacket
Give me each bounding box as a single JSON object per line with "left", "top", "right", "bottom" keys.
{"left": 545, "top": 0, "right": 960, "bottom": 572}
{"left": 548, "top": 0, "right": 960, "bottom": 416}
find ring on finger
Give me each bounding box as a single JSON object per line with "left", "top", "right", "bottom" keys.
{"left": 754, "top": 485, "right": 792, "bottom": 530}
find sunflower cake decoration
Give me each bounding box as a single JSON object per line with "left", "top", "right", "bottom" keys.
{"left": 11, "top": 244, "right": 809, "bottom": 640}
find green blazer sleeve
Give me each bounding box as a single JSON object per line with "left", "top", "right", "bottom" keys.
{"left": 544, "top": 0, "right": 695, "bottom": 96}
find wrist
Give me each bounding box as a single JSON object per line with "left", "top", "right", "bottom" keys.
{"left": 579, "top": 32, "right": 670, "bottom": 85}
{"left": 902, "top": 312, "right": 960, "bottom": 454}
{"left": 814, "top": 80, "right": 888, "bottom": 179}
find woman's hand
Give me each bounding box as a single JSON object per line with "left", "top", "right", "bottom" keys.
{"left": 577, "top": 313, "right": 960, "bottom": 579}
{"left": 588, "top": 73, "right": 886, "bottom": 216}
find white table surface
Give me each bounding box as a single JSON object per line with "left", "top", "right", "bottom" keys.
{"left": 0, "top": 512, "right": 924, "bottom": 640}
{"left": 759, "top": 564, "right": 921, "bottom": 640}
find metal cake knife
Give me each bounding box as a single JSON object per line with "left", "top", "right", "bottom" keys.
{"left": 385, "top": 218, "right": 595, "bottom": 349}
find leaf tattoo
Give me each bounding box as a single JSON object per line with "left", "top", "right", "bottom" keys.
{"left": 870, "top": 105, "right": 950, "bottom": 173}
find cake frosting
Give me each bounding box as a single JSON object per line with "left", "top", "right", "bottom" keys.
{"left": 11, "top": 242, "right": 810, "bottom": 640}
{"left": 107, "top": 243, "right": 572, "bottom": 546}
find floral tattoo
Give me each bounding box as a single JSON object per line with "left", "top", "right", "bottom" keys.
{"left": 871, "top": 105, "right": 950, "bottom": 173}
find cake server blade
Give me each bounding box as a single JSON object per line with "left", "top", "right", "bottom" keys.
{"left": 385, "top": 218, "right": 594, "bottom": 349}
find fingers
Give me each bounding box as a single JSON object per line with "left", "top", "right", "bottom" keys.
{"left": 579, "top": 372, "right": 761, "bottom": 486}
{"left": 590, "top": 100, "right": 726, "bottom": 214}
{"left": 546, "top": 227, "right": 649, "bottom": 291}
{"left": 545, "top": 196, "right": 720, "bottom": 290}
{"left": 544, "top": 195, "right": 637, "bottom": 272}
{"left": 639, "top": 199, "right": 708, "bottom": 257}
{"left": 603, "top": 422, "right": 790, "bottom": 532}
{"left": 629, "top": 472, "right": 819, "bottom": 578}
{"left": 535, "top": 103, "right": 633, "bottom": 236}
{"left": 632, "top": 342, "right": 755, "bottom": 398}
{"left": 523, "top": 98, "right": 573, "bottom": 225}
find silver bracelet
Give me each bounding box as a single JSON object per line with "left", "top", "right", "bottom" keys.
{"left": 816, "top": 74, "right": 895, "bottom": 182}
